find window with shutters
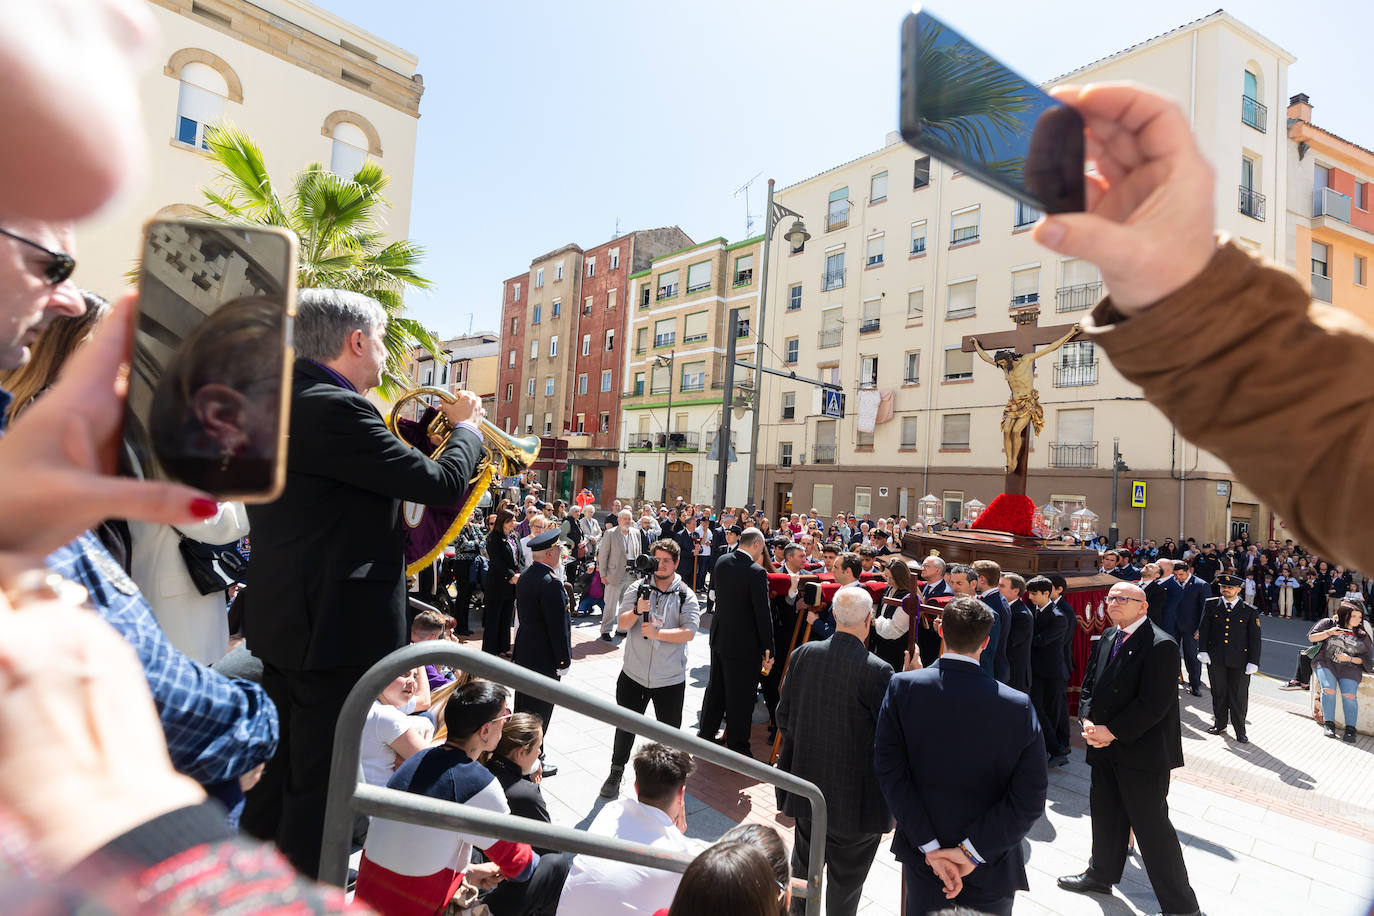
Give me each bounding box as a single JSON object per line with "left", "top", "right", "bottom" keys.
{"left": 1055, "top": 340, "right": 1097, "bottom": 387}
{"left": 950, "top": 206, "right": 980, "bottom": 245}
{"left": 650, "top": 364, "right": 670, "bottom": 395}
{"left": 586, "top": 257, "right": 596, "bottom": 277}
{"left": 575, "top": 413, "right": 585, "bottom": 433}
{"left": 1051, "top": 408, "right": 1096, "bottom": 467}
{"left": 779, "top": 442, "right": 793, "bottom": 467}
{"left": 781, "top": 391, "right": 796, "bottom": 420}
{"left": 903, "top": 351, "right": 919, "bottom": 384}
{"left": 910, "top": 221, "right": 927, "bottom": 256}
{"left": 508, "top": 350, "right": 516, "bottom": 368}
{"left": 683, "top": 311, "right": 708, "bottom": 344}
{"left": 526, "top": 378, "right": 535, "bottom": 396}
{"left": 635, "top": 326, "right": 648, "bottom": 354}
{"left": 529, "top": 340, "right": 538, "bottom": 360}
{"left": 545, "top": 376, "right": 555, "bottom": 397}
{"left": 680, "top": 361, "right": 705, "bottom": 392}
{"left": 814, "top": 419, "right": 838, "bottom": 464}
{"left": 654, "top": 318, "right": 676, "bottom": 349}
{"left": 900, "top": 416, "right": 918, "bottom": 449}
{"left": 513, "top": 283, "right": 521, "bottom": 302}
{"left": 600, "top": 412, "right": 610, "bottom": 433}
{"left": 686, "top": 260, "right": 711, "bottom": 294}
{"left": 784, "top": 337, "right": 798, "bottom": 365}
{"left": 174, "top": 62, "right": 228, "bottom": 149}
{"left": 943, "top": 347, "right": 973, "bottom": 381}
{"left": 856, "top": 430, "right": 874, "bottom": 449}
{"left": 827, "top": 187, "right": 850, "bottom": 230}
{"left": 633, "top": 372, "right": 645, "bottom": 396}
{"left": 525, "top": 413, "right": 533, "bottom": 433}
{"left": 581, "top": 334, "right": 590, "bottom": 356}
{"left": 1011, "top": 266, "right": 1040, "bottom": 307}
{"left": 576, "top": 374, "right": 587, "bottom": 395}
{"left": 819, "top": 306, "right": 843, "bottom": 348}
{"left": 870, "top": 170, "right": 888, "bottom": 203}
{"left": 823, "top": 250, "right": 845, "bottom": 290}
{"left": 913, "top": 156, "right": 931, "bottom": 189}
{"left": 532, "top": 304, "right": 542, "bottom": 324}
{"left": 861, "top": 297, "right": 881, "bottom": 334}
{"left": 601, "top": 369, "right": 612, "bottom": 392}
{"left": 549, "top": 336, "right": 558, "bottom": 357}
{"left": 504, "top": 382, "right": 513, "bottom": 401}
{"left": 605, "top": 328, "right": 615, "bottom": 351}
{"left": 610, "top": 248, "right": 620, "bottom": 269}
{"left": 657, "top": 269, "right": 679, "bottom": 300}
{"left": 1057, "top": 259, "right": 1102, "bottom": 312}
{"left": 543, "top": 413, "right": 553, "bottom": 434}
{"left": 788, "top": 283, "right": 802, "bottom": 311}
{"left": 733, "top": 254, "right": 754, "bottom": 287}
{"left": 907, "top": 288, "right": 924, "bottom": 320}
{"left": 554, "top": 262, "right": 564, "bottom": 282}
{"left": 866, "top": 234, "right": 884, "bottom": 268}
{"left": 535, "top": 268, "right": 544, "bottom": 288}
{"left": 583, "top": 296, "right": 593, "bottom": 315}
{"left": 551, "top": 299, "right": 561, "bottom": 317}
{"left": 859, "top": 355, "right": 878, "bottom": 388}
{"left": 607, "top": 289, "right": 617, "bottom": 310}
{"left": 941, "top": 413, "right": 971, "bottom": 449}
{"left": 947, "top": 279, "right": 976, "bottom": 319}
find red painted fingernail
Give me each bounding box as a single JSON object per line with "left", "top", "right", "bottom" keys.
{"left": 190, "top": 498, "right": 217, "bottom": 518}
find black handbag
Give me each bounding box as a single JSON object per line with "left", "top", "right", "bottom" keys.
{"left": 177, "top": 534, "right": 248, "bottom": 595}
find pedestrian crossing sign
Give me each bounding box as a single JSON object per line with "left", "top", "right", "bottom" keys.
{"left": 822, "top": 389, "right": 845, "bottom": 419}
{"left": 1131, "top": 481, "right": 1146, "bottom": 508}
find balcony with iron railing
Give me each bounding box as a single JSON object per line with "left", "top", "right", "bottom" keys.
{"left": 680, "top": 373, "right": 706, "bottom": 393}
{"left": 950, "top": 225, "right": 979, "bottom": 245}
{"left": 822, "top": 268, "right": 846, "bottom": 291}
{"left": 732, "top": 269, "right": 753, "bottom": 287}
{"left": 1053, "top": 360, "right": 1098, "bottom": 387}
{"left": 1049, "top": 441, "right": 1098, "bottom": 468}
{"left": 736, "top": 319, "right": 751, "bottom": 339}
{"left": 860, "top": 317, "right": 881, "bottom": 333}
{"left": 818, "top": 327, "right": 843, "bottom": 349}
{"left": 1241, "top": 94, "right": 1267, "bottom": 132}
{"left": 1056, "top": 281, "right": 1102, "bottom": 312}
{"left": 910, "top": 237, "right": 926, "bottom": 256}
{"left": 812, "top": 444, "right": 837, "bottom": 464}
{"left": 1238, "top": 185, "right": 1266, "bottom": 221}
{"left": 826, "top": 202, "right": 850, "bottom": 231}
{"left": 656, "top": 283, "right": 678, "bottom": 301}
{"left": 1010, "top": 292, "right": 1040, "bottom": 309}
{"left": 1312, "top": 272, "right": 1332, "bottom": 302}
{"left": 866, "top": 253, "right": 884, "bottom": 267}
{"left": 653, "top": 332, "right": 676, "bottom": 348}
{"left": 1314, "top": 186, "right": 1352, "bottom": 223}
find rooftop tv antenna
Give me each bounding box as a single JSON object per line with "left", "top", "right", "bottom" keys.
{"left": 733, "top": 171, "right": 764, "bottom": 238}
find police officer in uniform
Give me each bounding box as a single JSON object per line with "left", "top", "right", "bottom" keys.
{"left": 1196, "top": 573, "right": 1261, "bottom": 743}
{"left": 513, "top": 528, "right": 573, "bottom": 774}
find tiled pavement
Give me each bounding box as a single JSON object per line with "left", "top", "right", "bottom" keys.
{"left": 453, "top": 611, "right": 1374, "bottom": 915}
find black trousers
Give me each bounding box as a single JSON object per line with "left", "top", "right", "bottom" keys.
{"left": 697, "top": 648, "right": 759, "bottom": 756}
{"left": 482, "top": 593, "right": 514, "bottom": 654}
{"left": 1030, "top": 675, "right": 1069, "bottom": 754}
{"left": 1292, "top": 649, "right": 1314, "bottom": 686}
{"left": 789, "top": 817, "right": 881, "bottom": 916}
{"left": 903, "top": 865, "right": 1012, "bottom": 916}
{"left": 515, "top": 671, "right": 557, "bottom": 736}
{"left": 1086, "top": 759, "right": 1198, "bottom": 915}
{"left": 611, "top": 672, "right": 685, "bottom": 766}
{"left": 241, "top": 661, "right": 367, "bottom": 879}
{"left": 1174, "top": 625, "right": 1202, "bottom": 688}
{"left": 481, "top": 851, "right": 571, "bottom": 916}
{"left": 1208, "top": 663, "right": 1250, "bottom": 733}
{"left": 449, "top": 559, "right": 475, "bottom": 632}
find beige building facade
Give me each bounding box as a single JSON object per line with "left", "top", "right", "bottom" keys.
{"left": 75, "top": 0, "right": 423, "bottom": 302}
{"left": 618, "top": 236, "right": 763, "bottom": 506}
{"left": 756, "top": 11, "right": 1294, "bottom": 544}
{"left": 402, "top": 333, "right": 501, "bottom": 420}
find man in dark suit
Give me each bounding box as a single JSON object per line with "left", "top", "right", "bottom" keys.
{"left": 1110, "top": 548, "right": 1142, "bottom": 581}
{"left": 972, "top": 559, "right": 1012, "bottom": 684}
{"left": 999, "top": 572, "right": 1034, "bottom": 693}
{"left": 1058, "top": 581, "right": 1200, "bottom": 916}
{"left": 696, "top": 526, "right": 773, "bottom": 757}
{"left": 777, "top": 586, "right": 895, "bottom": 916}
{"left": 948, "top": 564, "right": 1001, "bottom": 681}
{"left": 241, "top": 289, "right": 484, "bottom": 877}
{"left": 1026, "top": 576, "right": 1072, "bottom": 768}
{"left": 1171, "top": 560, "right": 1209, "bottom": 696}
{"left": 513, "top": 529, "right": 573, "bottom": 767}
{"left": 1142, "top": 562, "right": 1168, "bottom": 628}
{"left": 875, "top": 596, "right": 1048, "bottom": 916}
{"left": 1197, "top": 574, "right": 1262, "bottom": 742}
{"left": 1152, "top": 558, "right": 1180, "bottom": 635}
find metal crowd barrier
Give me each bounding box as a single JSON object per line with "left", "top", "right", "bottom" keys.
{"left": 320, "top": 641, "right": 829, "bottom": 914}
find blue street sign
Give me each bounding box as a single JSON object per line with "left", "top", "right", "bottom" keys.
{"left": 822, "top": 389, "right": 846, "bottom": 419}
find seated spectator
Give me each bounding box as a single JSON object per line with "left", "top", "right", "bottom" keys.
{"left": 715, "top": 823, "right": 794, "bottom": 916}
{"left": 360, "top": 670, "right": 434, "bottom": 789}
{"left": 1309, "top": 602, "right": 1373, "bottom": 742}
{"left": 661, "top": 839, "right": 782, "bottom": 916}
{"left": 412, "top": 608, "right": 459, "bottom": 691}
{"left": 558, "top": 744, "right": 697, "bottom": 915}
{"left": 356, "top": 681, "right": 537, "bottom": 916}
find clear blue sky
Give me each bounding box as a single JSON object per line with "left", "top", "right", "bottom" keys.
{"left": 314, "top": 0, "right": 1367, "bottom": 338}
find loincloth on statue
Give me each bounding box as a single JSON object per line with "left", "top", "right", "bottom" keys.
{"left": 1002, "top": 391, "right": 1044, "bottom": 435}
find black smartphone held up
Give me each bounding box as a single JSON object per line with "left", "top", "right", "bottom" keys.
{"left": 123, "top": 219, "right": 297, "bottom": 501}
{"left": 899, "top": 7, "right": 1085, "bottom": 213}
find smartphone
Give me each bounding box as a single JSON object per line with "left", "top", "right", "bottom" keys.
{"left": 122, "top": 219, "right": 297, "bottom": 501}
{"left": 899, "top": 7, "right": 1084, "bottom": 213}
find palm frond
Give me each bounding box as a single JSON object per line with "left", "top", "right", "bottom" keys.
{"left": 202, "top": 124, "right": 289, "bottom": 226}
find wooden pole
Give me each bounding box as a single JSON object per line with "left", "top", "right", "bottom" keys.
{"left": 769, "top": 595, "right": 817, "bottom": 765}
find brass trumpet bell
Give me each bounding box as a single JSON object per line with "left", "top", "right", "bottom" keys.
{"left": 385, "top": 385, "right": 539, "bottom": 475}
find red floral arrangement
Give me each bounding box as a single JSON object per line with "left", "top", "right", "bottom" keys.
{"left": 971, "top": 493, "right": 1035, "bottom": 537}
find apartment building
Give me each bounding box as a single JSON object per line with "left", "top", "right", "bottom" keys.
{"left": 402, "top": 333, "right": 500, "bottom": 419}
{"left": 495, "top": 229, "right": 693, "bottom": 499}
{"left": 619, "top": 236, "right": 764, "bottom": 505}
{"left": 77, "top": 0, "right": 423, "bottom": 300}
{"left": 1285, "top": 93, "right": 1374, "bottom": 323}
{"left": 755, "top": 10, "right": 1294, "bottom": 543}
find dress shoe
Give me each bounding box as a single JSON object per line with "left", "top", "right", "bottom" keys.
{"left": 1206, "top": 725, "right": 1225, "bottom": 735}
{"left": 1189, "top": 685, "right": 1202, "bottom": 697}
{"left": 1057, "top": 872, "right": 1113, "bottom": 895}
{"left": 1235, "top": 733, "right": 1249, "bottom": 744}
{"left": 1048, "top": 754, "right": 1070, "bottom": 768}
{"left": 540, "top": 761, "right": 559, "bottom": 778}
{"left": 599, "top": 765, "right": 624, "bottom": 799}
{"left": 599, "top": 633, "right": 615, "bottom": 643}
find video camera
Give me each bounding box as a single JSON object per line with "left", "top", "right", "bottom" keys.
{"left": 628, "top": 553, "right": 655, "bottom": 576}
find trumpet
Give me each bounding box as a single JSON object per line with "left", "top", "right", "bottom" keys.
{"left": 383, "top": 381, "right": 540, "bottom": 574}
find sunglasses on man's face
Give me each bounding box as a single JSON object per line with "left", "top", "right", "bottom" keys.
{"left": 0, "top": 227, "right": 75, "bottom": 285}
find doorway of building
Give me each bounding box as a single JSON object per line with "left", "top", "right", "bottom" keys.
{"left": 665, "top": 461, "right": 693, "bottom": 503}
{"left": 635, "top": 470, "right": 646, "bottom": 502}
{"left": 774, "top": 484, "right": 793, "bottom": 516}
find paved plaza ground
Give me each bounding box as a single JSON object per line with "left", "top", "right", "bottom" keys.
{"left": 450, "top": 610, "right": 1374, "bottom": 916}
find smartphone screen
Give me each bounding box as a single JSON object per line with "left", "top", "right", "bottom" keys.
{"left": 900, "top": 7, "right": 1084, "bottom": 213}
{"left": 123, "top": 219, "right": 296, "bottom": 501}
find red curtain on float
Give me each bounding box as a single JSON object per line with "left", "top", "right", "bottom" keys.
{"left": 1061, "top": 587, "right": 1110, "bottom": 715}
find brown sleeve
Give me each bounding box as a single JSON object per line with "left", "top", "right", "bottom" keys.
{"left": 1083, "top": 238, "right": 1374, "bottom": 572}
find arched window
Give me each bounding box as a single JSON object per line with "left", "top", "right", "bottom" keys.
{"left": 176, "top": 61, "right": 228, "bottom": 149}
{"left": 330, "top": 121, "right": 369, "bottom": 176}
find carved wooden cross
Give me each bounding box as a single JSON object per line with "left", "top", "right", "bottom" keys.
{"left": 960, "top": 306, "right": 1080, "bottom": 497}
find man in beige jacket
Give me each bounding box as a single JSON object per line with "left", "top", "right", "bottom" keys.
{"left": 596, "top": 508, "right": 644, "bottom": 641}
{"left": 1033, "top": 83, "right": 1374, "bottom": 574}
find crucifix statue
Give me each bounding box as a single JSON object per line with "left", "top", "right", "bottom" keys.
{"left": 963, "top": 306, "right": 1081, "bottom": 495}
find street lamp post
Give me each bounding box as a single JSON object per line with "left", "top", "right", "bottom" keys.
{"left": 739, "top": 179, "right": 808, "bottom": 515}
{"left": 656, "top": 351, "right": 674, "bottom": 503}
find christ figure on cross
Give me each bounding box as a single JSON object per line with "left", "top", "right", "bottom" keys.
{"left": 971, "top": 323, "right": 1081, "bottom": 473}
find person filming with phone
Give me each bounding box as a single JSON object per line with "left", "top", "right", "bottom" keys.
{"left": 598, "top": 537, "right": 700, "bottom": 800}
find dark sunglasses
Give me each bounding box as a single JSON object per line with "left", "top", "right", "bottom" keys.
{"left": 0, "top": 226, "right": 76, "bottom": 285}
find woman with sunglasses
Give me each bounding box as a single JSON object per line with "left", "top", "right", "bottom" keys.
{"left": 355, "top": 680, "right": 539, "bottom": 916}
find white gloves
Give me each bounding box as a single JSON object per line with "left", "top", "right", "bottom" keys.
{"left": 1245, "top": 663, "right": 1258, "bottom": 675}
{"left": 1197, "top": 652, "right": 1211, "bottom": 665}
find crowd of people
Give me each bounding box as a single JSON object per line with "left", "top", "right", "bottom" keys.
{"left": 1, "top": 4, "right": 1372, "bottom": 915}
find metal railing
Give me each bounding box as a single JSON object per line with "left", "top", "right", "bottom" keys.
{"left": 910, "top": 237, "right": 926, "bottom": 256}
{"left": 681, "top": 374, "right": 706, "bottom": 393}
{"left": 860, "top": 317, "right": 881, "bottom": 333}
{"left": 655, "top": 431, "right": 699, "bottom": 451}
{"left": 1241, "top": 94, "right": 1267, "bottom": 132}
{"left": 321, "top": 642, "right": 828, "bottom": 914}
{"left": 866, "top": 254, "right": 884, "bottom": 267}
{"left": 686, "top": 281, "right": 712, "bottom": 294}
{"left": 813, "top": 444, "right": 837, "bottom": 464}
{"left": 818, "top": 327, "right": 843, "bottom": 349}
{"left": 1312, "top": 272, "right": 1332, "bottom": 302}
{"left": 1056, "top": 281, "right": 1102, "bottom": 312}
{"left": 822, "top": 269, "right": 846, "bottom": 291}
{"left": 1238, "top": 185, "right": 1266, "bottom": 220}
{"left": 1010, "top": 292, "right": 1040, "bottom": 308}
{"left": 654, "top": 332, "right": 676, "bottom": 348}
{"left": 1314, "top": 186, "right": 1351, "bottom": 222}
{"left": 736, "top": 320, "right": 751, "bottom": 339}
{"left": 1053, "top": 360, "right": 1098, "bottom": 387}
{"left": 1049, "top": 441, "right": 1098, "bottom": 468}
{"left": 733, "top": 269, "right": 754, "bottom": 286}
{"left": 656, "top": 284, "right": 678, "bottom": 301}
{"left": 826, "top": 204, "right": 850, "bottom": 231}
{"left": 950, "top": 226, "right": 979, "bottom": 245}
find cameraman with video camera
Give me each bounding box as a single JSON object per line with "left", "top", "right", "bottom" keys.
{"left": 597, "top": 538, "right": 700, "bottom": 800}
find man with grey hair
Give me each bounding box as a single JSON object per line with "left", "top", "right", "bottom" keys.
{"left": 240, "top": 288, "right": 486, "bottom": 877}
{"left": 595, "top": 507, "right": 643, "bottom": 641}
{"left": 778, "top": 585, "right": 895, "bottom": 916}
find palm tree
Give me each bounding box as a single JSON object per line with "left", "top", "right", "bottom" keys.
{"left": 196, "top": 123, "right": 442, "bottom": 397}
